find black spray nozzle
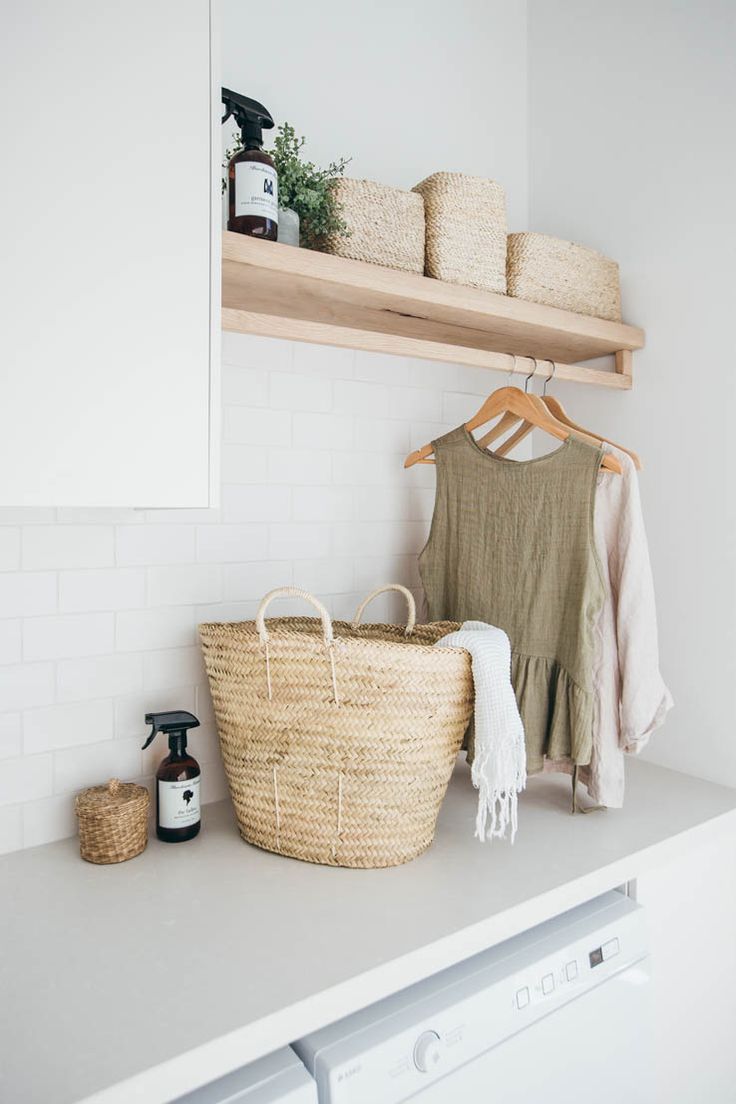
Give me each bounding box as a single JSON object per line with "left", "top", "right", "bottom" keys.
{"left": 142, "top": 710, "right": 200, "bottom": 751}
{"left": 221, "top": 87, "right": 274, "bottom": 146}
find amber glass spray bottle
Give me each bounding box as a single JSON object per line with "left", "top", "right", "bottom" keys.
{"left": 222, "top": 87, "right": 278, "bottom": 240}
{"left": 142, "top": 711, "right": 201, "bottom": 842}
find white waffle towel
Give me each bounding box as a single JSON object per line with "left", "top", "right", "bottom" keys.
{"left": 436, "top": 621, "right": 526, "bottom": 843}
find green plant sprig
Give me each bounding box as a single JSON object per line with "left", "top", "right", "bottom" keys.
{"left": 222, "top": 123, "right": 351, "bottom": 249}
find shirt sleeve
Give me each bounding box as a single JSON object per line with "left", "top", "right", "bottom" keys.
{"left": 608, "top": 454, "right": 673, "bottom": 752}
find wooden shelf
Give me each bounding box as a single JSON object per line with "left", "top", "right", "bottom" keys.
{"left": 222, "top": 233, "right": 645, "bottom": 389}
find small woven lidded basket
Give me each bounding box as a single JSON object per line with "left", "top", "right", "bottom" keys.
{"left": 75, "top": 778, "right": 149, "bottom": 864}
{"left": 507, "top": 232, "right": 622, "bottom": 321}
{"left": 322, "top": 178, "right": 425, "bottom": 273}
{"left": 199, "top": 585, "right": 473, "bottom": 869}
{"left": 412, "top": 172, "right": 507, "bottom": 292}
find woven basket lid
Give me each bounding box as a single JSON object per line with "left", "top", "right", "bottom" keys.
{"left": 75, "top": 777, "right": 149, "bottom": 820}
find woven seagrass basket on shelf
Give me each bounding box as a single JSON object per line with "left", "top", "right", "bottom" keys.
{"left": 506, "top": 232, "right": 622, "bottom": 321}
{"left": 322, "top": 178, "right": 425, "bottom": 273}
{"left": 75, "top": 777, "right": 149, "bottom": 864}
{"left": 199, "top": 585, "right": 473, "bottom": 869}
{"left": 412, "top": 172, "right": 508, "bottom": 292}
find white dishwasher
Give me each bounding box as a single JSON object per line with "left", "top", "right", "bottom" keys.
{"left": 294, "top": 891, "right": 653, "bottom": 1103}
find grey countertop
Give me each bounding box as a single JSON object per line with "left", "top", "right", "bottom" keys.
{"left": 2, "top": 757, "right": 735, "bottom": 1104}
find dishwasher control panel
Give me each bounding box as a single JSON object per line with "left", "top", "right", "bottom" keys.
{"left": 293, "top": 892, "right": 648, "bottom": 1104}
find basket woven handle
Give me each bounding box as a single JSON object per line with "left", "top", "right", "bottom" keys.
{"left": 256, "top": 587, "right": 335, "bottom": 647}
{"left": 352, "top": 584, "right": 416, "bottom": 636}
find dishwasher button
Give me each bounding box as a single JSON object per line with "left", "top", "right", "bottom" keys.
{"left": 413, "top": 1030, "right": 442, "bottom": 1073}
{"left": 515, "top": 987, "right": 530, "bottom": 1009}
{"left": 566, "top": 961, "right": 578, "bottom": 981}
{"left": 602, "top": 938, "right": 620, "bottom": 961}
{"left": 541, "top": 973, "right": 555, "bottom": 995}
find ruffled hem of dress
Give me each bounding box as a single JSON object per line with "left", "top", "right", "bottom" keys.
{"left": 510, "top": 652, "right": 594, "bottom": 774}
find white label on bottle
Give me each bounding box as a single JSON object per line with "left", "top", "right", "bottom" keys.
{"left": 234, "top": 161, "right": 278, "bottom": 220}
{"left": 158, "top": 775, "right": 201, "bottom": 830}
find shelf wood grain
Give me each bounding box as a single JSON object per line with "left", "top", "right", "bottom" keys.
{"left": 222, "top": 233, "right": 645, "bottom": 389}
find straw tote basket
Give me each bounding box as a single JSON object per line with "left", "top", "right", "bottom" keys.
{"left": 199, "top": 585, "right": 473, "bottom": 869}
{"left": 506, "top": 232, "right": 622, "bottom": 321}
{"left": 412, "top": 172, "right": 507, "bottom": 292}
{"left": 322, "top": 178, "right": 425, "bottom": 273}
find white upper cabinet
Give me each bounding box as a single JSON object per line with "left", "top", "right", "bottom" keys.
{"left": 0, "top": 0, "right": 217, "bottom": 507}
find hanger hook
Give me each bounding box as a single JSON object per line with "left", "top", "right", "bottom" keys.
{"left": 542, "top": 358, "right": 556, "bottom": 397}
{"left": 524, "top": 357, "right": 538, "bottom": 393}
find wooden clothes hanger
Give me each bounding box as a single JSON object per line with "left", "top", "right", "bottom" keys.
{"left": 494, "top": 359, "right": 642, "bottom": 469}
{"left": 404, "top": 360, "right": 624, "bottom": 475}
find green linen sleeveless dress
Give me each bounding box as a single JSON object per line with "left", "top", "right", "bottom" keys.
{"left": 419, "top": 427, "right": 605, "bottom": 772}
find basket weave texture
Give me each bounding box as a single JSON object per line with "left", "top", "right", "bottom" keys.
{"left": 412, "top": 173, "right": 507, "bottom": 292}
{"left": 322, "top": 178, "right": 425, "bottom": 273}
{"left": 199, "top": 585, "right": 473, "bottom": 869}
{"left": 75, "top": 778, "right": 149, "bottom": 864}
{"left": 507, "top": 232, "right": 622, "bottom": 321}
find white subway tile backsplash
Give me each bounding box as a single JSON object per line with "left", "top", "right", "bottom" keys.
{"left": 333, "top": 520, "right": 428, "bottom": 558}
{"left": 23, "top": 612, "right": 115, "bottom": 661}
{"left": 24, "top": 700, "right": 113, "bottom": 754}
{"left": 353, "top": 554, "right": 422, "bottom": 592}
{"left": 268, "top": 449, "right": 332, "bottom": 486}
{"left": 115, "top": 607, "right": 197, "bottom": 652}
{"left": 0, "top": 528, "right": 21, "bottom": 571}
{"left": 223, "top": 561, "right": 292, "bottom": 602}
{"left": 114, "top": 686, "right": 197, "bottom": 740}
{"left": 116, "top": 525, "right": 196, "bottom": 566}
{"left": 354, "top": 417, "right": 411, "bottom": 452}
{"left": 221, "top": 331, "right": 292, "bottom": 370}
{"left": 0, "top": 713, "right": 22, "bottom": 760}
{"left": 221, "top": 363, "right": 269, "bottom": 407}
{"left": 196, "top": 524, "right": 268, "bottom": 563}
{"left": 269, "top": 523, "right": 331, "bottom": 561}
{"left": 0, "top": 805, "right": 22, "bottom": 853}
{"left": 220, "top": 445, "right": 268, "bottom": 484}
{"left": 59, "top": 568, "right": 146, "bottom": 613}
{"left": 53, "top": 738, "right": 141, "bottom": 795}
{"left": 292, "top": 342, "right": 355, "bottom": 378}
{"left": 22, "top": 526, "right": 114, "bottom": 570}
{"left": 225, "top": 407, "right": 287, "bottom": 446}
{"left": 0, "top": 572, "right": 58, "bottom": 618}
{"left": 57, "top": 654, "right": 142, "bottom": 703}
{"left": 442, "top": 390, "right": 483, "bottom": 424}
{"left": 354, "top": 351, "right": 411, "bottom": 385}
{"left": 57, "top": 508, "right": 144, "bottom": 525}
{"left": 0, "top": 339, "right": 465, "bottom": 853}
{"left": 0, "top": 663, "right": 55, "bottom": 712}
{"left": 292, "top": 412, "right": 354, "bottom": 451}
{"left": 147, "top": 564, "right": 222, "bottom": 607}
{"left": 387, "top": 386, "right": 443, "bottom": 422}
{"left": 270, "top": 371, "right": 332, "bottom": 412}
{"left": 408, "top": 421, "right": 454, "bottom": 450}
{"left": 354, "top": 486, "right": 435, "bottom": 522}
{"left": 0, "top": 508, "right": 55, "bottom": 525}
{"left": 292, "top": 487, "right": 354, "bottom": 523}
{"left": 22, "top": 793, "right": 77, "bottom": 849}
{"left": 0, "top": 754, "right": 53, "bottom": 806}
{"left": 143, "top": 646, "right": 205, "bottom": 692}
{"left": 333, "top": 379, "right": 390, "bottom": 416}
{"left": 0, "top": 619, "right": 22, "bottom": 664}
{"left": 294, "top": 558, "right": 354, "bottom": 596}
{"left": 143, "top": 507, "right": 221, "bottom": 525}
{"left": 332, "top": 452, "right": 405, "bottom": 487}
{"left": 221, "top": 484, "right": 291, "bottom": 523}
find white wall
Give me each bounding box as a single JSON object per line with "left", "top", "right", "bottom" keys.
{"left": 0, "top": 0, "right": 530, "bottom": 853}
{"left": 221, "top": 0, "right": 529, "bottom": 229}
{"left": 528, "top": 0, "right": 736, "bottom": 787}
